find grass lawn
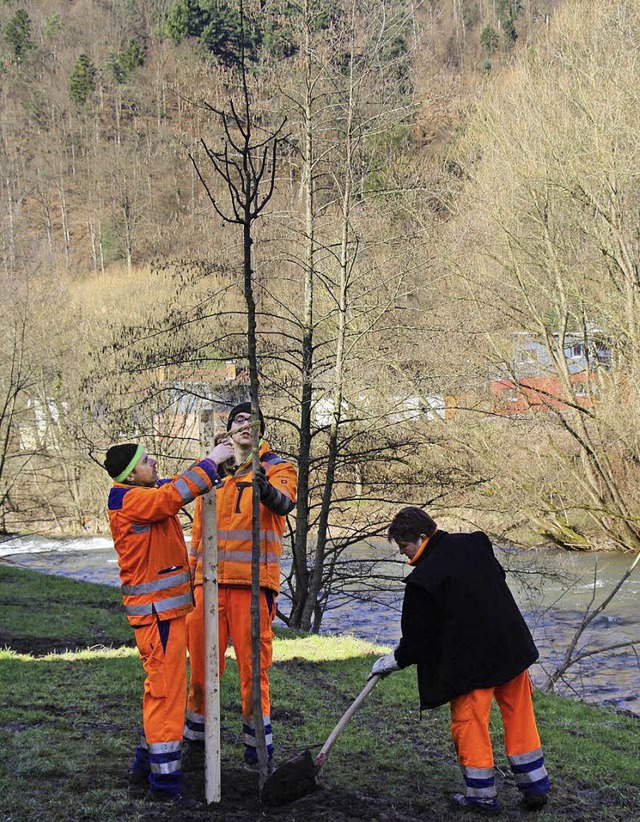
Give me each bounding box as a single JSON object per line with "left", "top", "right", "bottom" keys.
{"left": 1, "top": 562, "right": 639, "bottom": 821}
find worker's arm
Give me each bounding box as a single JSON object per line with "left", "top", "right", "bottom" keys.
{"left": 254, "top": 464, "right": 296, "bottom": 515}
{"left": 120, "top": 458, "right": 223, "bottom": 523}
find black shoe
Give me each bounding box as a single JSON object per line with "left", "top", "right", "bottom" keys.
{"left": 451, "top": 794, "right": 503, "bottom": 816}
{"left": 182, "top": 740, "right": 205, "bottom": 772}
{"left": 127, "top": 770, "right": 148, "bottom": 798}
{"left": 521, "top": 791, "right": 548, "bottom": 811}
{"left": 145, "top": 789, "right": 203, "bottom": 809}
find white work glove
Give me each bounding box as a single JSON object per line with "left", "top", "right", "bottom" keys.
{"left": 368, "top": 652, "right": 400, "bottom": 680}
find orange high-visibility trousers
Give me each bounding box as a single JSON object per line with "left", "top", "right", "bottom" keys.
{"left": 217, "top": 585, "right": 276, "bottom": 716}
{"left": 450, "top": 670, "right": 549, "bottom": 802}
{"left": 133, "top": 615, "right": 187, "bottom": 794}
{"left": 185, "top": 584, "right": 207, "bottom": 741}
{"left": 185, "top": 584, "right": 276, "bottom": 752}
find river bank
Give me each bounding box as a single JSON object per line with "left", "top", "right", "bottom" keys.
{"left": 2, "top": 533, "right": 639, "bottom": 716}
{"left": 1, "top": 564, "right": 639, "bottom": 822}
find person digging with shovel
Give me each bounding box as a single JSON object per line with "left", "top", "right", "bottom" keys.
{"left": 369, "top": 507, "right": 550, "bottom": 816}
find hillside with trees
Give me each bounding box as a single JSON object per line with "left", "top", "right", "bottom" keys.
{"left": 3, "top": 0, "right": 640, "bottom": 626}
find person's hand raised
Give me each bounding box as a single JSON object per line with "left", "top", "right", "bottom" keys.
{"left": 208, "top": 439, "right": 234, "bottom": 466}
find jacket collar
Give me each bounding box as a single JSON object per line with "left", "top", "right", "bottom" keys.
{"left": 408, "top": 529, "right": 446, "bottom": 565}
{"left": 232, "top": 439, "right": 271, "bottom": 477}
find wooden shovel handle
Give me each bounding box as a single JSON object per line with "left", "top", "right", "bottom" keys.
{"left": 316, "top": 674, "right": 381, "bottom": 764}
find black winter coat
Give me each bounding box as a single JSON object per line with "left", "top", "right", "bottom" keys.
{"left": 394, "top": 530, "right": 538, "bottom": 709}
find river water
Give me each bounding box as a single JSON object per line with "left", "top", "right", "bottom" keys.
{"left": 1, "top": 534, "right": 638, "bottom": 716}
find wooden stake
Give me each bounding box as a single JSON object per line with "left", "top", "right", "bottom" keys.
{"left": 200, "top": 408, "right": 221, "bottom": 804}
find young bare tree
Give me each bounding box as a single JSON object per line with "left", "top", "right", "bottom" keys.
{"left": 189, "top": 25, "right": 286, "bottom": 786}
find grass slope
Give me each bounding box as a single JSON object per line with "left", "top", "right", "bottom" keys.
{"left": 1, "top": 563, "right": 639, "bottom": 821}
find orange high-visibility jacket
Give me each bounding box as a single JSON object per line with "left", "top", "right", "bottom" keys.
{"left": 108, "top": 458, "right": 222, "bottom": 626}
{"left": 189, "top": 441, "right": 297, "bottom": 592}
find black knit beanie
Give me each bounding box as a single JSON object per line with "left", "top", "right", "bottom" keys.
{"left": 104, "top": 443, "right": 143, "bottom": 481}
{"left": 226, "top": 402, "right": 265, "bottom": 436}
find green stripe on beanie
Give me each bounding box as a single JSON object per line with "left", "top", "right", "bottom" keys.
{"left": 114, "top": 443, "right": 145, "bottom": 482}
{"left": 104, "top": 443, "right": 145, "bottom": 482}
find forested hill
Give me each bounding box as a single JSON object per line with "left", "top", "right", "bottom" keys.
{"left": 0, "top": 0, "right": 560, "bottom": 275}
{"left": 5, "top": 0, "right": 640, "bottom": 575}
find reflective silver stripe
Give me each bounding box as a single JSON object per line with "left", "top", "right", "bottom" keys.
{"left": 131, "top": 522, "right": 151, "bottom": 534}
{"left": 150, "top": 761, "right": 181, "bottom": 774}
{"left": 219, "top": 550, "right": 280, "bottom": 564}
{"left": 244, "top": 729, "right": 273, "bottom": 747}
{"left": 218, "top": 528, "right": 251, "bottom": 540}
{"left": 174, "top": 477, "right": 195, "bottom": 504}
{"left": 218, "top": 529, "right": 282, "bottom": 545}
{"left": 242, "top": 714, "right": 272, "bottom": 747}
{"left": 148, "top": 740, "right": 182, "bottom": 775}
{"left": 465, "top": 786, "right": 498, "bottom": 799}
{"left": 149, "top": 741, "right": 182, "bottom": 755}
{"left": 183, "top": 469, "right": 209, "bottom": 493}
{"left": 463, "top": 767, "right": 494, "bottom": 780}
{"left": 125, "top": 603, "right": 154, "bottom": 616}
{"left": 124, "top": 591, "right": 192, "bottom": 616}
{"left": 122, "top": 571, "right": 191, "bottom": 596}
{"left": 513, "top": 765, "right": 548, "bottom": 786}
{"left": 184, "top": 709, "right": 205, "bottom": 742}
{"left": 509, "top": 748, "right": 543, "bottom": 766}
{"left": 153, "top": 592, "right": 193, "bottom": 613}
{"left": 461, "top": 765, "right": 496, "bottom": 800}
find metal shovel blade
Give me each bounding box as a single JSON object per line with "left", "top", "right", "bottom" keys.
{"left": 260, "top": 675, "right": 381, "bottom": 807}
{"left": 260, "top": 748, "right": 319, "bottom": 806}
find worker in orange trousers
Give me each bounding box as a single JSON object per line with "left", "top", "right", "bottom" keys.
{"left": 369, "top": 507, "right": 550, "bottom": 815}
{"left": 184, "top": 403, "right": 297, "bottom": 766}
{"left": 105, "top": 438, "right": 233, "bottom": 804}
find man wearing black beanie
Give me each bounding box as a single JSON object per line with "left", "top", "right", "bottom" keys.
{"left": 104, "top": 438, "right": 233, "bottom": 806}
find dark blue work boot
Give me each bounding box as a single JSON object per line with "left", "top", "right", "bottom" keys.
{"left": 521, "top": 789, "right": 548, "bottom": 810}
{"left": 451, "top": 794, "right": 503, "bottom": 815}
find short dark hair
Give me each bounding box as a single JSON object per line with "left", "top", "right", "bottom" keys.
{"left": 388, "top": 507, "right": 437, "bottom": 543}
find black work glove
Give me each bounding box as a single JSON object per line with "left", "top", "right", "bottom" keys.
{"left": 254, "top": 467, "right": 295, "bottom": 516}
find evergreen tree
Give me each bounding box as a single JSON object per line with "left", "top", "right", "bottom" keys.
{"left": 496, "top": 0, "right": 520, "bottom": 49}
{"left": 4, "top": 8, "right": 33, "bottom": 63}
{"left": 120, "top": 38, "right": 145, "bottom": 74}
{"left": 69, "top": 53, "right": 97, "bottom": 106}
{"left": 43, "top": 12, "right": 62, "bottom": 40}
{"left": 480, "top": 24, "right": 499, "bottom": 57}
{"left": 104, "top": 49, "right": 125, "bottom": 84}
{"left": 502, "top": 17, "right": 517, "bottom": 48}
{"left": 164, "top": 0, "right": 261, "bottom": 65}
{"left": 105, "top": 39, "right": 145, "bottom": 84}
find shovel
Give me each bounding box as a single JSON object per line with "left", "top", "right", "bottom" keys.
{"left": 260, "top": 674, "right": 381, "bottom": 806}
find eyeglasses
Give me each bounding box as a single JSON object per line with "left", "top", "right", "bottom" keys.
{"left": 232, "top": 414, "right": 252, "bottom": 425}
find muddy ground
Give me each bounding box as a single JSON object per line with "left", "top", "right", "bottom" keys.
{"left": 127, "top": 762, "right": 547, "bottom": 822}
{"left": 6, "top": 634, "right": 639, "bottom": 822}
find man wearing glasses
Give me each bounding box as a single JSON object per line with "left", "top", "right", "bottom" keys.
{"left": 184, "top": 402, "right": 297, "bottom": 768}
